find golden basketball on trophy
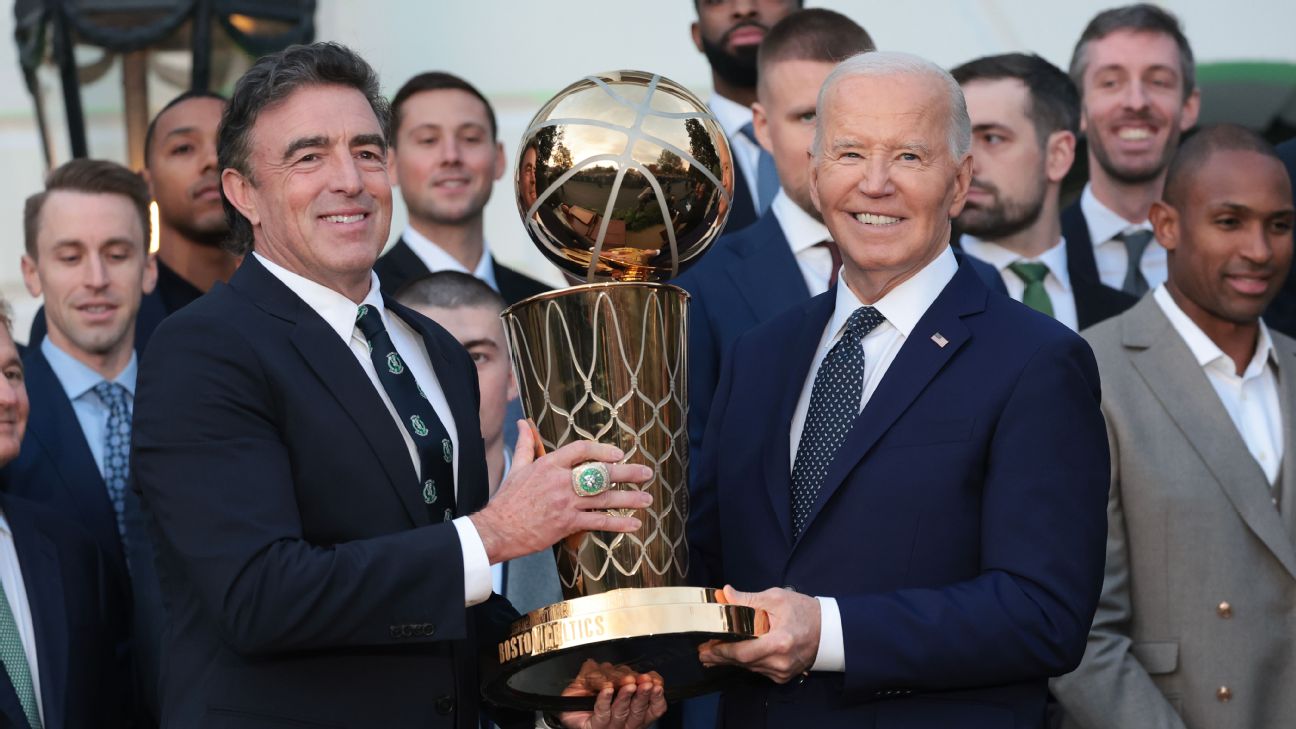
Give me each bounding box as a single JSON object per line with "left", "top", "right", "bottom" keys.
{"left": 485, "top": 70, "right": 766, "bottom": 711}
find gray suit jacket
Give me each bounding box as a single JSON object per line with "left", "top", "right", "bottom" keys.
{"left": 1051, "top": 296, "right": 1296, "bottom": 729}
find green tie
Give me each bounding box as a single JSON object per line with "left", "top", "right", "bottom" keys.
{"left": 1007, "top": 261, "right": 1055, "bottom": 318}
{"left": 0, "top": 580, "right": 42, "bottom": 729}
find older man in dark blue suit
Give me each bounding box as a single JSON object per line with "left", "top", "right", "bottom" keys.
{"left": 687, "top": 51, "right": 1110, "bottom": 729}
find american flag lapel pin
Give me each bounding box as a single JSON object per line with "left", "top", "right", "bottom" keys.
{"left": 931, "top": 332, "right": 949, "bottom": 348}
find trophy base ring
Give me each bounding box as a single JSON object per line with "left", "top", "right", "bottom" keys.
{"left": 485, "top": 587, "right": 766, "bottom": 712}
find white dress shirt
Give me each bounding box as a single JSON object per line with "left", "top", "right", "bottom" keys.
{"left": 771, "top": 190, "right": 835, "bottom": 297}
{"left": 960, "top": 235, "right": 1079, "bottom": 332}
{"left": 789, "top": 246, "right": 960, "bottom": 672}
{"left": 254, "top": 253, "right": 493, "bottom": 606}
{"left": 709, "top": 94, "right": 764, "bottom": 212}
{"left": 0, "top": 510, "right": 43, "bottom": 725}
{"left": 1154, "top": 285, "right": 1284, "bottom": 485}
{"left": 1080, "top": 184, "right": 1166, "bottom": 291}
{"left": 401, "top": 226, "right": 500, "bottom": 293}
{"left": 40, "top": 338, "right": 137, "bottom": 478}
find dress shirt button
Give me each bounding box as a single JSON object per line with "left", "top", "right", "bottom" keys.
{"left": 1217, "top": 686, "right": 1232, "bottom": 702}
{"left": 1217, "top": 601, "right": 1232, "bottom": 619}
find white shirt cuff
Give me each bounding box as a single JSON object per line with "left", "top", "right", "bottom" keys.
{"left": 453, "top": 516, "right": 493, "bottom": 607}
{"left": 810, "top": 595, "right": 845, "bottom": 672}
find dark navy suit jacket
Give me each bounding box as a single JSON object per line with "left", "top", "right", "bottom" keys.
{"left": 0, "top": 490, "right": 130, "bottom": 729}
{"left": 676, "top": 210, "right": 1007, "bottom": 461}
{"left": 687, "top": 260, "right": 1110, "bottom": 728}
{"left": 1057, "top": 202, "right": 1141, "bottom": 330}
{"left": 1264, "top": 138, "right": 1296, "bottom": 337}
{"left": 132, "top": 255, "right": 520, "bottom": 728}
{"left": 0, "top": 346, "right": 163, "bottom": 723}
{"left": 374, "top": 237, "right": 551, "bottom": 305}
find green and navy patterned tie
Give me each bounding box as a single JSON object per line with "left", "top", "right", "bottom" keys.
{"left": 0, "top": 580, "right": 42, "bottom": 728}
{"left": 356, "top": 305, "right": 457, "bottom": 522}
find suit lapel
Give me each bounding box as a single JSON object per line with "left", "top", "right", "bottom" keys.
{"left": 727, "top": 215, "right": 811, "bottom": 323}
{"left": 1273, "top": 336, "right": 1296, "bottom": 542}
{"left": 795, "top": 265, "right": 982, "bottom": 542}
{"left": 10, "top": 506, "right": 68, "bottom": 729}
{"left": 762, "top": 294, "right": 835, "bottom": 548}
{"left": 1125, "top": 299, "right": 1296, "bottom": 579}
{"left": 1062, "top": 202, "right": 1100, "bottom": 284}
{"left": 235, "top": 257, "right": 429, "bottom": 527}
{"left": 21, "top": 351, "right": 126, "bottom": 570}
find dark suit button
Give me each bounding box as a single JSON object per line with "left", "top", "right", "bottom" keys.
{"left": 424, "top": 623, "right": 436, "bottom": 636}
{"left": 434, "top": 695, "right": 455, "bottom": 715}
{"left": 389, "top": 625, "right": 400, "bottom": 638}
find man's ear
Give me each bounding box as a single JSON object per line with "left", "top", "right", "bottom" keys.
{"left": 494, "top": 141, "right": 506, "bottom": 181}
{"left": 948, "top": 154, "right": 973, "bottom": 218}
{"left": 1149, "top": 200, "right": 1179, "bottom": 253}
{"left": 1045, "top": 130, "right": 1076, "bottom": 185}
{"left": 690, "top": 22, "right": 703, "bottom": 53}
{"left": 221, "top": 168, "right": 260, "bottom": 229}
{"left": 20, "top": 254, "right": 42, "bottom": 298}
{"left": 752, "top": 102, "right": 774, "bottom": 154}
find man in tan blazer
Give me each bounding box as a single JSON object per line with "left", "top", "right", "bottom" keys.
{"left": 1052, "top": 124, "right": 1296, "bottom": 728}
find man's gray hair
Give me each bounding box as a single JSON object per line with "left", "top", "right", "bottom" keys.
{"left": 813, "top": 51, "right": 972, "bottom": 163}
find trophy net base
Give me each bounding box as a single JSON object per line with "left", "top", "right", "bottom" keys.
{"left": 485, "top": 587, "right": 766, "bottom": 712}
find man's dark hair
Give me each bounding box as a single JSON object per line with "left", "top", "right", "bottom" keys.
{"left": 218, "top": 42, "right": 390, "bottom": 255}
{"left": 693, "top": 0, "right": 804, "bottom": 11}
{"left": 0, "top": 295, "right": 11, "bottom": 337}
{"left": 394, "top": 271, "right": 506, "bottom": 315}
{"left": 1162, "top": 124, "right": 1283, "bottom": 208}
{"left": 391, "top": 72, "right": 497, "bottom": 143}
{"left": 144, "top": 90, "right": 228, "bottom": 167}
{"left": 1069, "top": 3, "right": 1195, "bottom": 99}
{"left": 952, "top": 53, "right": 1080, "bottom": 148}
{"left": 24, "top": 158, "right": 151, "bottom": 256}
{"left": 757, "top": 8, "right": 875, "bottom": 75}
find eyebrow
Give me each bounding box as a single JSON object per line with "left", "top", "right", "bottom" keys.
{"left": 461, "top": 338, "right": 499, "bottom": 350}
{"left": 163, "top": 126, "right": 199, "bottom": 140}
{"left": 281, "top": 133, "right": 387, "bottom": 162}
{"left": 972, "top": 123, "right": 1011, "bottom": 134}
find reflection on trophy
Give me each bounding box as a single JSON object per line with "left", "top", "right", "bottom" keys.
{"left": 485, "top": 70, "right": 766, "bottom": 711}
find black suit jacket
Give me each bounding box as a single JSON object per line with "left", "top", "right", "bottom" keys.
{"left": 0, "top": 346, "right": 167, "bottom": 724}
{"left": 1055, "top": 203, "right": 1139, "bottom": 329}
{"left": 0, "top": 491, "right": 131, "bottom": 729}
{"left": 374, "top": 238, "right": 550, "bottom": 305}
{"left": 132, "top": 254, "right": 518, "bottom": 728}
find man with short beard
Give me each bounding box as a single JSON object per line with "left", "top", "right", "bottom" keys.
{"left": 1061, "top": 3, "right": 1200, "bottom": 298}
{"left": 691, "top": 0, "right": 800, "bottom": 231}
{"left": 143, "top": 91, "right": 239, "bottom": 312}
{"left": 954, "top": 53, "right": 1136, "bottom": 331}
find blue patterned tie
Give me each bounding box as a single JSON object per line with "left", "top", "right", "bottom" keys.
{"left": 93, "top": 381, "right": 131, "bottom": 544}
{"left": 739, "top": 122, "right": 779, "bottom": 215}
{"left": 0, "top": 579, "right": 42, "bottom": 728}
{"left": 355, "top": 305, "right": 457, "bottom": 522}
{"left": 791, "top": 306, "right": 886, "bottom": 536}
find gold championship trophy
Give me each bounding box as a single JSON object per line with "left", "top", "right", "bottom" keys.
{"left": 485, "top": 71, "right": 766, "bottom": 711}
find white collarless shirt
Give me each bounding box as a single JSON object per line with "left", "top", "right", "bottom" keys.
{"left": 771, "top": 191, "right": 835, "bottom": 297}
{"left": 254, "top": 253, "right": 492, "bottom": 606}
{"left": 1153, "top": 285, "right": 1284, "bottom": 485}
{"left": 709, "top": 94, "right": 765, "bottom": 213}
{"left": 400, "top": 226, "right": 500, "bottom": 293}
{"left": 960, "top": 235, "right": 1079, "bottom": 331}
{"left": 1080, "top": 184, "right": 1165, "bottom": 291}
{"left": 790, "top": 246, "right": 960, "bottom": 673}
{"left": 0, "top": 510, "right": 42, "bottom": 725}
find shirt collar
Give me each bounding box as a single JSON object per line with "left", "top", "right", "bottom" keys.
{"left": 1080, "top": 183, "right": 1153, "bottom": 247}
{"left": 40, "top": 337, "right": 138, "bottom": 399}
{"left": 708, "top": 94, "right": 751, "bottom": 139}
{"left": 827, "top": 245, "right": 959, "bottom": 348}
{"left": 772, "top": 190, "right": 831, "bottom": 255}
{"left": 0, "top": 510, "right": 10, "bottom": 537}
{"left": 959, "top": 234, "right": 1072, "bottom": 291}
{"left": 254, "top": 252, "right": 385, "bottom": 345}
{"left": 1153, "top": 284, "right": 1277, "bottom": 377}
{"left": 401, "top": 227, "right": 498, "bottom": 291}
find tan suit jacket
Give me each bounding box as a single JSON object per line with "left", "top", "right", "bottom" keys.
{"left": 1051, "top": 296, "right": 1296, "bottom": 729}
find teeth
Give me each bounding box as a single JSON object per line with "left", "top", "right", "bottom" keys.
{"left": 324, "top": 214, "right": 364, "bottom": 224}
{"left": 856, "top": 213, "right": 901, "bottom": 225}
{"left": 1117, "top": 128, "right": 1151, "bottom": 140}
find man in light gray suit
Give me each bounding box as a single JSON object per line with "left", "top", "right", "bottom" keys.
{"left": 396, "top": 271, "right": 562, "bottom": 615}
{"left": 1052, "top": 124, "right": 1296, "bottom": 728}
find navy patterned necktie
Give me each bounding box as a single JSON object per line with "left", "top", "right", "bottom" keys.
{"left": 93, "top": 380, "right": 130, "bottom": 543}
{"left": 791, "top": 306, "right": 887, "bottom": 536}
{"left": 355, "top": 305, "right": 456, "bottom": 522}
